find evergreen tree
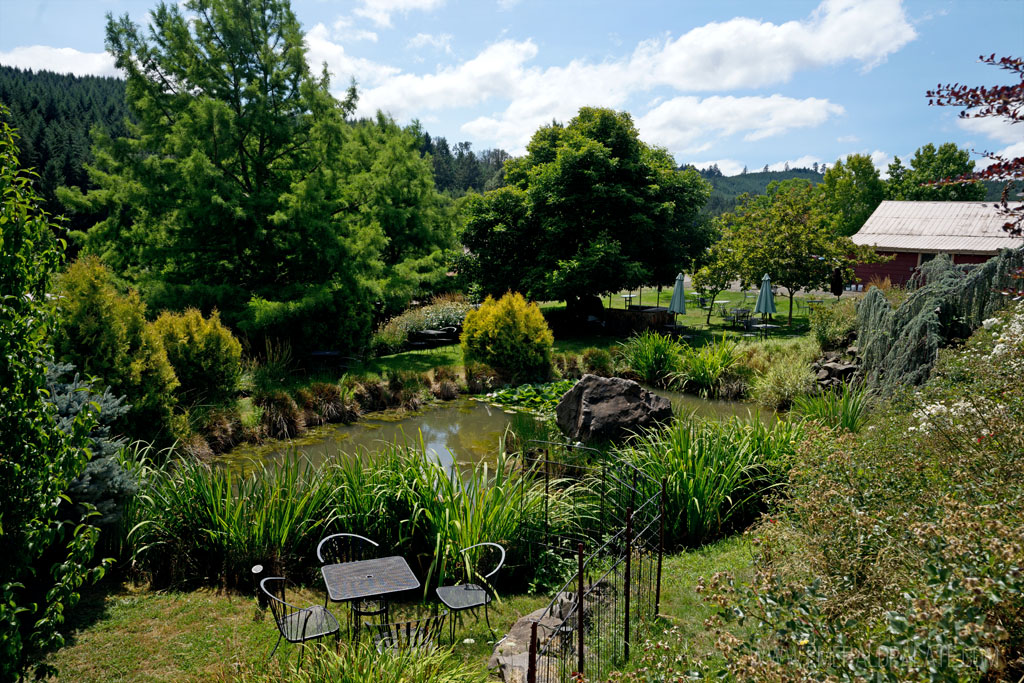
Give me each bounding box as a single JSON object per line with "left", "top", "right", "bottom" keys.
{"left": 58, "top": 0, "right": 407, "bottom": 352}
{"left": 0, "top": 65, "right": 129, "bottom": 237}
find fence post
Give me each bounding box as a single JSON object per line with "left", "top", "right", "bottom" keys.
{"left": 655, "top": 477, "right": 665, "bottom": 616}
{"left": 577, "top": 541, "right": 585, "bottom": 678}
{"left": 544, "top": 458, "right": 550, "bottom": 548}
{"left": 527, "top": 620, "right": 538, "bottom": 683}
{"left": 624, "top": 506, "right": 633, "bottom": 662}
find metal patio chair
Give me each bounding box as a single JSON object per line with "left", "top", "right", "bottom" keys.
{"left": 365, "top": 608, "right": 449, "bottom": 653}
{"left": 435, "top": 542, "right": 506, "bottom": 641}
{"left": 260, "top": 576, "right": 340, "bottom": 660}
{"left": 317, "top": 533, "right": 389, "bottom": 631}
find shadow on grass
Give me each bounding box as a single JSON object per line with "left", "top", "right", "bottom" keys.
{"left": 58, "top": 578, "right": 130, "bottom": 651}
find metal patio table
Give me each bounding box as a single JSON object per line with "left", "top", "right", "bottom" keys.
{"left": 321, "top": 557, "right": 420, "bottom": 635}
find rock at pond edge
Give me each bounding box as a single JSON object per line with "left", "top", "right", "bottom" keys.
{"left": 555, "top": 374, "right": 672, "bottom": 444}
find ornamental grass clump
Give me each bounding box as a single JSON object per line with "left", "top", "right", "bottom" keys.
{"left": 461, "top": 292, "right": 554, "bottom": 385}
{"left": 129, "top": 456, "right": 338, "bottom": 588}
{"left": 621, "top": 416, "right": 800, "bottom": 548}
{"left": 793, "top": 383, "right": 871, "bottom": 432}
{"left": 676, "top": 335, "right": 741, "bottom": 397}
{"left": 254, "top": 390, "right": 306, "bottom": 439}
{"left": 617, "top": 330, "right": 684, "bottom": 387}
{"left": 240, "top": 640, "right": 486, "bottom": 683}
{"left": 325, "top": 439, "right": 578, "bottom": 595}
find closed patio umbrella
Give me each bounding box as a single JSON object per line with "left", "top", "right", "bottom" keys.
{"left": 753, "top": 273, "right": 777, "bottom": 339}
{"left": 667, "top": 273, "right": 686, "bottom": 319}
{"left": 754, "top": 273, "right": 776, "bottom": 317}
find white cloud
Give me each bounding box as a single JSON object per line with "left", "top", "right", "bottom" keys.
{"left": 870, "top": 149, "right": 893, "bottom": 174}
{"left": 305, "top": 23, "right": 400, "bottom": 87}
{"left": 331, "top": 17, "right": 378, "bottom": 43}
{"left": 407, "top": 33, "right": 454, "bottom": 54}
{"left": 355, "top": 0, "right": 912, "bottom": 153}
{"left": 957, "top": 116, "right": 1023, "bottom": 146}
{"left": 358, "top": 39, "right": 539, "bottom": 123}
{"left": 837, "top": 134, "right": 860, "bottom": 143}
{"left": 627, "top": 0, "right": 915, "bottom": 92}
{"left": 0, "top": 45, "right": 118, "bottom": 77}
{"left": 497, "top": 0, "right": 520, "bottom": 8}
{"left": 353, "top": 0, "right": 446, "bottom": 28}
{"left": 637, "top": 95, "right": 844, "bottom": 155}
{"left": 689, "top": 159, "right": 748, "bottom": 176}
{"left": 766, "top": 155, "right": 823, "bottom": 172}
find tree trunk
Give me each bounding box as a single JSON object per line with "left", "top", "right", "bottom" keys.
{"left": 788, "top": 289, "right": 795, "bottom": 326}
{"left": 706, "top": 290, "right": 718, "bottom": 325}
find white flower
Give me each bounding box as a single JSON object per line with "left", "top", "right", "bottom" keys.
{"left": 982, "top": 317, "right": 999, "bottom": 330}
{"left": 462, "top": 638, "right": 475, "bottom": 645}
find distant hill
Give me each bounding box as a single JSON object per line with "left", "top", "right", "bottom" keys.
{"left": 686, "top": 166, "right": 824, "bottom": 217}
{"left": 0, "top": 65, "right": 130, "bottom": 233}
{"left": 688, "top": 164, "right": 1006, "bottom": 217}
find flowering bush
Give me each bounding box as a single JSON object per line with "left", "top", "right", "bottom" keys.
{"left": 370, "top": 295, "right": 474, "bottom": 354}
{"left": 688, "top": 300, "right": 1024, "bottom": 681}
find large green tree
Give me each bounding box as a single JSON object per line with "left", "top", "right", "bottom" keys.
{"left": 717, "top": 179, "right": 875, "bottom": 324}
{"left": 884, "top": 142, "right": 987, "bottom": 201}
{"left": 342, "top": 115, "right": 456, "bottom": 314}
{"left": 0, "top": 108, "right": 106, "bottom": 680}
{"left": 461, "top": 107, "right": 710, "bottom": 314}
{"left": 821, "top": 153, "right": 885, "bottom": 236}
{"left": 60, "top": 0, "right": 447, "bottom": 351}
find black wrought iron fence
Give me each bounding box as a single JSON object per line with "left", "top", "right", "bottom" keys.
{"left": 516, "top": 441, "right": 665, "bottom": 682}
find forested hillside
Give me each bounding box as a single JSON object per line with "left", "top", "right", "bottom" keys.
{"left": 0, "top": 65, "right": 508, "bottom": 212}
{"left": 419, "top": 133, "right": 510, "bottom": 196}
{"left": 692, "top": 164, "right": 1004, "bottom": 218}
{"left": 0, "top": 66, "right": 129, "bottom": 232}
{"left": 691, "top": 166, "right": 824, "bottom": 216}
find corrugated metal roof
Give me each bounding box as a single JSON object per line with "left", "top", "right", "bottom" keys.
{"left": 851, "top": 201, "right": 1024, "bottom": 254}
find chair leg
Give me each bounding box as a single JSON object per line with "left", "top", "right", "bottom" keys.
{"left": 268, "top": 634, "right": 284, "bottom": 663}
{"left": 484, "top": 602, "right": 492, "bottom": 633}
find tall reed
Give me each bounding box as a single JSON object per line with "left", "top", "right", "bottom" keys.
{"left": 130, "top": 455, "right": 338, "bottom": 587}
{"left": 792, "top": 383, "right": 871, "bottom": 432}
{"left": 620, "top": 416, "right": 801, "bottom": 548}
{"left": 240, "top": 641, "right": 486, "bottom": 683}
{"left": 676, "top": 335, "right": 741, "bottom": 397}
{"left": 617, "top": 330, "right": 684, "bottom": 387}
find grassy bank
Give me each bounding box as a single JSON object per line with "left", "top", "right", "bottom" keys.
{"left": 46, "top": 537, "right": 755, "bottom": 682}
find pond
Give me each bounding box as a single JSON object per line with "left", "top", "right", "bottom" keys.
{"left": 222, "top": 398, "right": 513, "bottom": 473}
{"left": 655, "top": 389, "right": 775, "bottom": 423}
{"left": 222, "top": 389, "right": 775, "bottom": 473}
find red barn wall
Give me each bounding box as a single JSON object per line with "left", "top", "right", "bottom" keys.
{"left": 953, "top": 254, "right": 989, "bottom": 265}
{"left": 854, "top": 251, "right": 919, "bottom": 286}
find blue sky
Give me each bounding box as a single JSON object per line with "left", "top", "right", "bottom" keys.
{"left": 1, "top": 0, "right": 1021, "bottom": 175}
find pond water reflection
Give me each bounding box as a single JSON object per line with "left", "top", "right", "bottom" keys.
{"left": 222, "top": 398, "right": 513, "bottom": 473}
{"left": 222, "top": 389, "right": 774, "bottom": 473}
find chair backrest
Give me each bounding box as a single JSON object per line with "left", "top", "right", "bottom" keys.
{"left": 461, "top": 542, "right": 506, "bottom": 582}
{"left": 260, "top": 576, "right": 297, "bottom": 629}
{"left": 317, "top": 533, "right": 379, "bottom": 565}
{"left": 367, "top": 610, "right": 448, "bottom": 652}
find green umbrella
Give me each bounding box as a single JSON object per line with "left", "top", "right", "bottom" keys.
{"left": 754, "top": 273, "right": 776, "bottom": 316}
{"left": 667, "top": 273, "right": 686, "bottom": 317}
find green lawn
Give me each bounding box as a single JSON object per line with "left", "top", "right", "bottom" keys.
{"left": 45, "top": 537, "right": 754, "bottom": 681}
{"left": 353, "top": 290, "right": 822, "bottom": 379}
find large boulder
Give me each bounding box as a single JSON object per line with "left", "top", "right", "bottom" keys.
{"left": 555, "top": 374, "right": 672, "bottom": 443}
